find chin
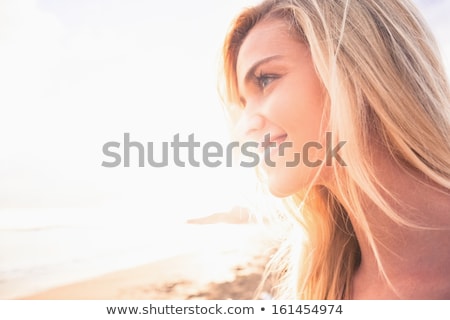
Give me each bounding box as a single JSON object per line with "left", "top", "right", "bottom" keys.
{"left": 266, "top": 175, "right": 302, "bottom": 198}
{"left": 267, "top": 186, "right": 290, "bottom": 198}
{"left": 265, "top": 167, "right": 316, "bottom": 198}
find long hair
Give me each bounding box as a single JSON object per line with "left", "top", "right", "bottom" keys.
{"left": 220, "top": 0, "right": 450, "bottom": 299}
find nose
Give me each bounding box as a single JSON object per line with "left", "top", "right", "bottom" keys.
{"left": 234, "top": 111, "right": 266, "bottom": 142}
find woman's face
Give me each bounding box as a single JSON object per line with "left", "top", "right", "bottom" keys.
{"left": 236, "top": 18, "right": 328, "bottom": 197}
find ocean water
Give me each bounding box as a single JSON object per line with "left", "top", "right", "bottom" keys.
{"left": 0, "top": 208, "right": 270, "bottom": 299}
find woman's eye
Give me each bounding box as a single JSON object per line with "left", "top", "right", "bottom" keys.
{"left": 255, "top": 73, "right": 278, "bottom": 90}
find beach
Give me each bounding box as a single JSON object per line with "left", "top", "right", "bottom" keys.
{"left": 1, "top": 208, "right": 280, "bottom": 300}
{"left": 23, "top": 234, "right": 275, "bottom": 300}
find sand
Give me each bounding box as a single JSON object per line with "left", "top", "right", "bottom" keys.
{"left": 23, "top": 251, "right": 273, "bottom": 300}
{"left": 21, "top": 210, "right": 279, "bottom": 300}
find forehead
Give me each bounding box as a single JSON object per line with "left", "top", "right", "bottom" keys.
{"left": 236, "top": 19, "right": 300, "bottom": 79}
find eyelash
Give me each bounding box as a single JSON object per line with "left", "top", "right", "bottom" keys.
{"left": 238, "top": 71, "right": 280, "bottom": 108}
{"left": 254, "top": 71, "right": 279, "bottom": 90}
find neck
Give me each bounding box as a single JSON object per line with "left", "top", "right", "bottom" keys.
{"left": 327, "top": 154, "right": 450, "bottom": 299}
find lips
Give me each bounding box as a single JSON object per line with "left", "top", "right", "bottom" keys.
{"left": 271, "top": 133, "right": 288, "bottom": 146}
{"left": 260, "top": 133, "right": 288, "bottom": 151}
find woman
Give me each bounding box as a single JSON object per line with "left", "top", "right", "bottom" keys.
{"left": 220, "top": 0, "right": 450, "bottom": 299}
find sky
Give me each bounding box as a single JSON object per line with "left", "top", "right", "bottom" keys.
{"left": 0, "top": 0, "right": 264, "bottom": 223}
{"left": 0, "top": 0, "right": 448, "bottom": 224}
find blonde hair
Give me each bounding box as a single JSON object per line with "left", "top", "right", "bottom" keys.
{"left": 221, "top": 0, "right": 450, "bottom": 299}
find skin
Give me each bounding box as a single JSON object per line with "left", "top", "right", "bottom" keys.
{"left": 345, "top": 152, "right": 450, "bottom": 299}
{"left": 236, "top": 18, "right": 450, "bottom": 299}
{"left": 236, "top": 18, "right": 328, "bottom": 197}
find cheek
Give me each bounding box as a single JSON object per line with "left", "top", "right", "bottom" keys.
{"left": 263, "top": 79, "right": 327, "bottom": 197}
{"left": 271, "top": 80, "right": 326, "bottom": 147}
